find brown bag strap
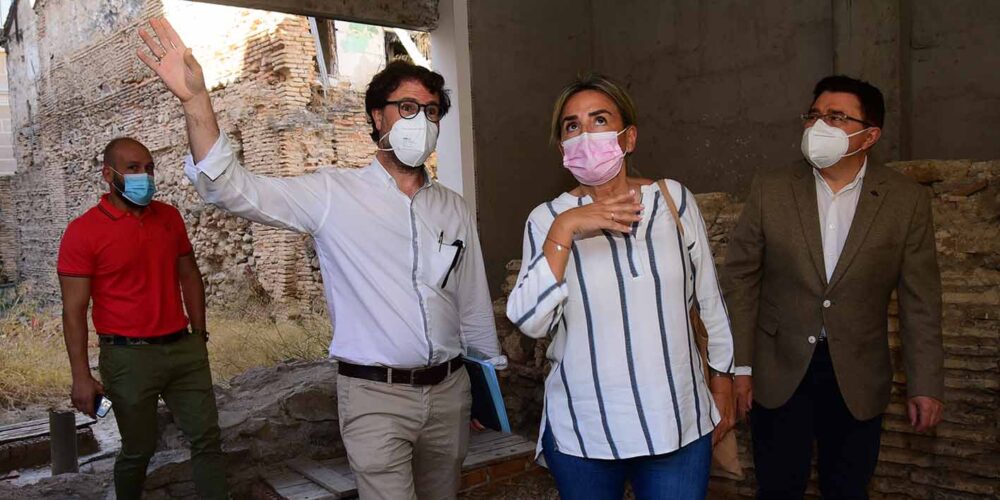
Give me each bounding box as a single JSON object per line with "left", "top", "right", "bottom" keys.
{"left": 656, "top": 178, "right": 684, "bottom": 238}
{"left": 657, "top": 179, "right": 710, "bottom": 364}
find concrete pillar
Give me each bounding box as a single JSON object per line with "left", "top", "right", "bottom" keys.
{"left": 832, "top": 0, "right": 908, "bottom": 162}
{"left": 49, "top": 410, "right": 78, "bottom": 475}
{"left": 430, "top": 0, "right": 477, "bottom": 209}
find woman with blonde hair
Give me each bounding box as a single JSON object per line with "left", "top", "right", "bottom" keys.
{"left": 507, "top": 74, "right": 735, "bottom": 498}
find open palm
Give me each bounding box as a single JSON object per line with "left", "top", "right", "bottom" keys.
{"left": 137, "top": 17, "right": 206, "bottom": 103}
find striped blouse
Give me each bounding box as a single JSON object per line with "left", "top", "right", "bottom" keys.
{"left": 507, "top": 180, "right": 735, "bottom": 461}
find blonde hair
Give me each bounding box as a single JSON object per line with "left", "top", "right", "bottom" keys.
{"left": 549, "top": 73, "right": 638, "bottom": 145}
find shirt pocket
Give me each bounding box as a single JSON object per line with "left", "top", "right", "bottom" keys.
{"left": 425, "top": 242, "right": 461, "bottom": 289}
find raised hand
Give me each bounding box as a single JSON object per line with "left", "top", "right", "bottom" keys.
{"left": 137, "top": 17, "right": 206, "bottom": 103}
{"left": 554, "top": 190, "right": 643, "bottom": 239}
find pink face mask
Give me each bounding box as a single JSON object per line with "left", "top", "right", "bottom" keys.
{"left": 561, "top": 128, "right": 629, "bottom": 186}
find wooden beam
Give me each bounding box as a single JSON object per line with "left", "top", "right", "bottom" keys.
{"left": 188, "top": 0, "right": 439, "bottom": 31}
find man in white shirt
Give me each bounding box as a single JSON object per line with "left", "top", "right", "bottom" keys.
{"left": 723, "top": 75, "right": 944, "bottom": 499}
{"left": 137, "top": 18, "right": 504, "bottom": 499}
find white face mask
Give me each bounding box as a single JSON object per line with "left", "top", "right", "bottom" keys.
{"left": 378, "top": 111, "right": 439, "bottom": 167}
{"left": 801, "top": 119, "right": 871, "bottom": 169}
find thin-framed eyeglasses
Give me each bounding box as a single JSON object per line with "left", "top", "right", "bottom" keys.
{"left": 800, "top": 111, "right": 873, "bottom": 128}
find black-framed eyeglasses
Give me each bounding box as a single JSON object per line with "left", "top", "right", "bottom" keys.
{"left": 800, "top": 112, "right": 873, "bottom": 128}
{"left": 385, "top": 100, "right": 443, "bottom": 123}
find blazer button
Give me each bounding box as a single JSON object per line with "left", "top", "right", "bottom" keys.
{"left": 822, "top": 299, "right": 832, "bottom": 308}
{"left": 808, "top": 335, "right": 817, "bottom": 344}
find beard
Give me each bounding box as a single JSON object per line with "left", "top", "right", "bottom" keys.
{"left": 111, "top": 177, "right": 145, "bottom": 209}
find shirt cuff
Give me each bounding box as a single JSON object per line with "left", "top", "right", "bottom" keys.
{"left": 735, "top": 366, "right": 752, "bottom": 376}
{"left": 486, "top": 355, "right": 508, "bottom": 371}
{"left": 183, "top": 133, "right": 231, "bottom": 183}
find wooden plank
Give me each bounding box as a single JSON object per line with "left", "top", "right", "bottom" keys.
{"left": 462, "top": 441, "right": 536, "bottom": 470}
{"left": 262, "top": 469, "right": 313, "bottom": 490}
{"left": 262, "top": 467, "right": 336, "bottom": 500}
{"left": 287, "top": 458, "right": 357, "bottom": 498}
{"left": 0, "top": 414, "right": 95, "bottom": 445}
{"left": 466, "top": 434, "right": 526, "bottom": 454}
{"left": 0, "top": 413, "right": 95, "bottom": 434}
{"left": 272, "top": 482, "right": 337, "bottom": 500}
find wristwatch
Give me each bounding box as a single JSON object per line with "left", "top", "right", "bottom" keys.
{"left": 191, "top": 328, "right": 210, "bottom": 340}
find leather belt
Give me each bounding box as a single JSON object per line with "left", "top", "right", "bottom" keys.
{"left": 98, "top": 328, "right": 191, "bottom": 346}
{"left": 338, "top": 357, "right": 464, "bottom": 386}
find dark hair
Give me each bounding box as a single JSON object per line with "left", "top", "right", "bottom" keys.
{"left": 812, "top": 75, "right": 885, "bottom": 128}
{"left": 102, "top": 137, "right": 147, "bottom": 167}
{"left": 365, "top": 60, "right": 451, "bottom": 143}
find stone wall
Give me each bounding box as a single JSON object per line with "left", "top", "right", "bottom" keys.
{"left": 494, "top": 160, "right": 999, "bottom": 499}
{"left": 0, "top": 175, "right": 13, "bottom": 283}
{"left": 2, "top": 0, "right": 376, "bottom": 312}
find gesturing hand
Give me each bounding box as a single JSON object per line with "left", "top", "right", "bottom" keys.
{"left": 137, "top": 17, "right": 206, "bottom": 103}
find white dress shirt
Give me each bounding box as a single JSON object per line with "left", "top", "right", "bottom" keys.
{"left": 734, "top": 159, "right": 867, "bottom": 376}
{"left": 507, "top": 180, "right": 734, "bottom": 460}
{"left": 184, "top": 134, "right": 503, "bottom": 369}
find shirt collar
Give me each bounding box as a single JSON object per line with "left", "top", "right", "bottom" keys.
{"left": 813, "top": 157, "right": 868, "bottom": 196}
{"left": 364, "top": 157, "right": 433, "bottom": 192}
{"left": 98, "top": 193, "right": 153, "bottom": 220}
{"left": 98, "top": 194, "right": 125, "bottom": 220}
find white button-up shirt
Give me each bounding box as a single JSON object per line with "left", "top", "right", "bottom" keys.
{"left": 734, "top": 160, "right": 867, "bottom": 376}
{"left": 184, "top": 134, "right": 503, "bottom": 369}
{"left": 508, "top": 180, "right": 734, "bottom": 460}
{"left": 815, "top": 160, "right": 867, "bottom": 281}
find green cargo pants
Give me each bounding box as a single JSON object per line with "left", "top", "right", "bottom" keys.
{"left": 99, "top": 332, "right": 228, "bottom": 499}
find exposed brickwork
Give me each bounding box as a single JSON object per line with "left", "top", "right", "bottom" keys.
{"left": 2, "top": 0, "right": 376, "bottom": 312}
{"left": 496, "top": 161, "right": 999, "bottom": 499}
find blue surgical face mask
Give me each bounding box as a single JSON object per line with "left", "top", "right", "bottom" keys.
{"left": 110, "top": 168, "right": 156, "bottom": 206}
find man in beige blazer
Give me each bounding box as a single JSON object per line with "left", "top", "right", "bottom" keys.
{"left": 723, "top": 75, "right": 944, "bottom": 499}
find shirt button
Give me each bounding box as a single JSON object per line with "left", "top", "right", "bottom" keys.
{"left": 822, "top": 299, "right": 832, "bottom": 308}
{"left": 808, "top": 336, "right": 817, "bottom": 344}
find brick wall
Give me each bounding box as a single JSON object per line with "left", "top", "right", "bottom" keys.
{"left": 495, "top": 160, "right": 999, "bottom": 499}
{"left": 3, "top": 0, "right": 376, "bottom": 311}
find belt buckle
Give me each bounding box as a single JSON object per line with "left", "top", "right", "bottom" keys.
{"left": 386, "top": 368, "right": 393, "bottom": 385}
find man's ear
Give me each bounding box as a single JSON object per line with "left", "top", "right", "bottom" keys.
{"left": 102, "top": 164, "right": 114, "bottom": 185}
{"left": 371, "top": 109, "right": 384, "bottom": 135}
{"left": 863, "top": 127, "right": 882, "bottom": 150}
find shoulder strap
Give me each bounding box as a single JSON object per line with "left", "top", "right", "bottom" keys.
{"left": 656, "top": 178, "right": 684, "bottom": 237}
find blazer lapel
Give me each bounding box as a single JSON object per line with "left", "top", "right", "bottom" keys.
{"left": 826, "top": 164, "right": 890, "bottom": 291}
{"left": 790, "top": 163, "right": 828, "bottom": 287}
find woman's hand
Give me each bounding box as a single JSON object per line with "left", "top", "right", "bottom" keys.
{"left": 550, "top": 191, "right": 643, "bottom": 243}
{"left": 710, "top": 374, "right": 735, "bottom": 446}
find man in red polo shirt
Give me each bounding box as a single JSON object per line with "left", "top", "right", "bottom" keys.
{"left": 57, "top": 137, "right": 227, "bottom": 499}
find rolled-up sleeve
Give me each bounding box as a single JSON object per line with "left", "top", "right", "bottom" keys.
{"left": 684, "top": 189, "right": 735, "bottom": 374}
{"left": 183, "top": 133, "right": 332, "bottom": 235}
{"left": 506, "top": 217, "right": 569, "bottom": 339}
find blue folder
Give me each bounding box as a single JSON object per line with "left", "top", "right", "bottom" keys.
{"left": 461, "top": 355, "right": 511, "bottom": 433}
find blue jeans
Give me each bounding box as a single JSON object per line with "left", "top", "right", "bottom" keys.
{"left": 542, "top": 424, "right": 712, "bottom": 499}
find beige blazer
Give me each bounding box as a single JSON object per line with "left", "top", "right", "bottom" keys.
{"left": 722, "top": 160, "right": 944, "bottom": 420}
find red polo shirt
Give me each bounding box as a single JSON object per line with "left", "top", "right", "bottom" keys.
{"left": 57, "top": 195, "right": 192, "bottom": 338}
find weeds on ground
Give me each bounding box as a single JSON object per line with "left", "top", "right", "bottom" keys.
{"left": 0, "top": 285, "right": 71, "bottom": 411}
{"left": 0, "top": 275, "right": 331, "bottom": 412}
